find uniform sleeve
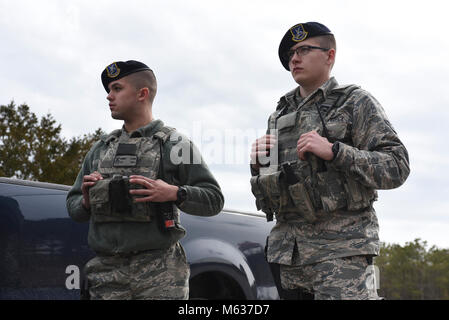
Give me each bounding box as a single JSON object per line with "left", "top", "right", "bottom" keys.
{"left": 164, "top": 134, "right": 224, "bottom": 216}
{"left": 329, "top": 90, "right": 410, "bottom": 190}
{"left": 66, "top": 142, "right": 101, "bottom": 222}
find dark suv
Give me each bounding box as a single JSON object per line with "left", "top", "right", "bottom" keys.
{"left": 0, "top": 177, "right": 278, "bottom": 300}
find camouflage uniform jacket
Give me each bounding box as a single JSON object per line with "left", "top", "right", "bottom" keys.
{"left": 67, "top": 119, "right": 224, "bottom": 254}
{"left": 253, "top": 77, "right": 410, "bottom": 266}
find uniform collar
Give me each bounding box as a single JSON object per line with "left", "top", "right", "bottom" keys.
{"left": 300, "top": 77, "right": 339, "bottom": 104}
{"left": 281, "top": 77, "right": 339, "bottom": 111}
{"left": 120, "top": 119, "right": 165, "bottom": 138}
{"left": 319, "top": 77, "right": 339, "bottom": 99}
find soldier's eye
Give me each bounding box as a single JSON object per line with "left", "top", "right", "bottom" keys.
{"left": 298, "top": 47, "right": 311, "bottom": 55}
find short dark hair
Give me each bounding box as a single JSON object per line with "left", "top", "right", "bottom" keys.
{"left": 127, "top": 70, "right": 157, "bottom": 103}
{"left": 315, "top": 34, "right": 336, "bottom": 51}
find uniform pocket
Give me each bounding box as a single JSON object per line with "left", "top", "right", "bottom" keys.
{"left": 344, "top": 179, "right": 376, "bottom": 211}
{"left": 288, "top": 182, "right": 317, "bottom": 223}
{"left": 326, "top": 120, "right": 349, "bottom": 142}
{"left": 315, "top": 171, "right": 347, "bottom": 212}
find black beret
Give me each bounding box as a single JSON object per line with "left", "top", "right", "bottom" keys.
{"left": 278, "top": 22, "right": 333, "bottom": 71}
{"left": 101, "top": 60, "right": 152, "bottom": 92}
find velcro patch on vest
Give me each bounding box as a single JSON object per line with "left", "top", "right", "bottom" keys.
{"left": 113, "top": 155, "right": 138, "bottom": 167}
{"left": 116, "top": 143, "right": 137, "bottom": 155}
{"left": 113, "top": 143, "right": 138, "bottom": 167}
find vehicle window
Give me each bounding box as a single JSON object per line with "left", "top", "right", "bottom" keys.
{"left": 0, "top": 187, "right": 93, "bottom": 299}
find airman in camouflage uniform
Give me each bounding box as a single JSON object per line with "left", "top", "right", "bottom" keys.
{"left": 250, "top": 23, "right": 409, "bottom": 300}
{"left": 67, "top": 60, "right": 224, "bottom": 300}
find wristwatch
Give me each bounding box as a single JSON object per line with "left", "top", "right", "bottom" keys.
{"left": 175, "top": 186, "right": 187, "bottom": 205}
{"left": 331, "top": 142, "right": 340, "bottom": 160}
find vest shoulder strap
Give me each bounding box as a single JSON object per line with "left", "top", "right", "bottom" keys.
{"left": 153, "top": 125, "right": 176, "bottom": 143}
{"left": 100, "top": 129, "right": 121, "bottom": 144}
{"left": 322, "top": 84, "right": 361, "bottom": 109}
{"left": 153, "top": 126, "right": 177, "bottom": 183}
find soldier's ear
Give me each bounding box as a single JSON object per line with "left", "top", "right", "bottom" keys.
{"left": 137, "top": 87, "right": 150, "bottom": 101}
{"left": 327, "top": 48, "right": 336, "bottom": 67}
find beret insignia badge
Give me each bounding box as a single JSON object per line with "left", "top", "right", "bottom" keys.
{"left": 290, "top": 24, "right": 308, "bottom": 42}
{"left": 106, "top": 62, "right": 120, "bottom": 78}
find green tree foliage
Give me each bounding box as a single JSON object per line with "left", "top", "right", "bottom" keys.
{"left": 376, "top": 238, "right": 449, "bottom": 300}
{"left": 0, "top": 101, "right": 104, "bottom": 185}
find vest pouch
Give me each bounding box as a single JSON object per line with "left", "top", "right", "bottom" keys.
{"left": 250, "top": 176, "right": 273, "bottom": 221}
{"left": 287, "top": 182, "right": 317, "bottom": 223}
{"left": 127, "top": 202, "right": 152, "bottom": 222}
{"left": 169, "top": 206, "right": 186, "bottom": 240}
{"left": 89, "top": 179, "right": 112, "bottom": 221}
{"left": 315, "top": 170, "right": 348, "bottom": 212}
{"left": 253, "top": 171, "right": 282, "bottom": 213}
{"left": 277, "top": 111, "right": 297, "bottom": 132}
{"left": 109, "top": 177, "right": 132, "bottom": 213}
{"left": 344, "top": 179, "right": 375, "bottom": 211}
{"left": 127, "top": 182, "right": 152, "bottom": 222}
{"left": 250, "top": 176, "right": 265, "bottom": 211}
{"left": 89, "top": 178, "right": 153, "bottom": 223}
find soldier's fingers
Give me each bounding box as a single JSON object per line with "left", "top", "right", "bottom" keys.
{"left": 299, "top": 131, "right": 316, "bottom": 141}
{"left": 251, "top": 150, "right": 266, "bottom": 158}
{"left": 129, "top": 178, "right": 152, "bottom": 189}
{"left": 129, "top": 175, "right": 149, "bottom": 181}
{"left": 133, "top": 196, "right": 153, "bottom": 203}
{"left": 253, "top": 143, "right": 275, "bottom": 152}
{"left": 297, "top": 148, "right": 307, "bottom": 161}
{"left": 82, "top": 181, "right": 96, "bottom": 189}
{"left": 263, "top": 135, "right": 277, "bottom": 144}
{"left": 83, "top": 173, "right": 101, "bottom": 182}
{"left": 298, "top": 140, "right": 314, "bottom": 152}
{"left": 83, "top": 175, "right": 97, "bottom": 182}
{"left": 297, "top": 136, "right": 308, "bottom": 149}
{"left": 256, "top": 135, "right": 275, "bottom": 144}
{"left": 91, "top": 171, "right": 103, "bottom": 178}
{"left": 253, "top": 151, "right": 270, "bottom": 159}
{"left": 298, "top": 132, "right": 317, "bottom": 146}
{"left": 129, "top": 188, "right": 150, "bottom": 196}
{"left": 297, "top": 143, "right": 311, "bottom": 160}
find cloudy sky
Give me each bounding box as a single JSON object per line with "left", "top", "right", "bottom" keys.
{"left": 1, "top": 0, "right": 448, "bottom": 248}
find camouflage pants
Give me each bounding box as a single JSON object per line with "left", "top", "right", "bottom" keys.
{"left": 280, "top": 256, "right": 380, "bottom": 300}
{"left": 85, "top": 242, "right": 190, "bottom": 300}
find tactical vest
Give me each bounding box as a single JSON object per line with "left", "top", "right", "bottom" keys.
{"left": 251, "top": 85, "right": 377, "bottom": 223}
{"left": 88, "top": 126, "right": 176, "bottom": 223}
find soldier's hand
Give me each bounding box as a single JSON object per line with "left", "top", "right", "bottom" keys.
{"left": 250, "top": 134, "right": 277, "bottom": 170}
{"left": 129, "top": 175, "right": 178, "bottom": 203}
{"left": 81, "top": 171, "right": 103, "bottom": 210}
{"left": 297, "top": 130, "right": 333, "bottom": 161}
